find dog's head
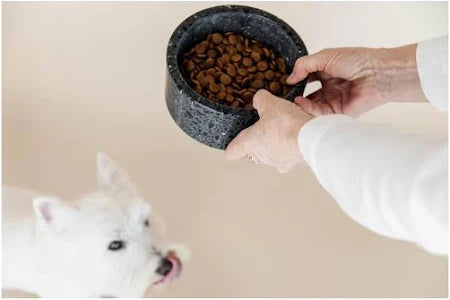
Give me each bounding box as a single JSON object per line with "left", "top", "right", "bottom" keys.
{"left": 32, "top": 153, "right": 188, "bottom": 297}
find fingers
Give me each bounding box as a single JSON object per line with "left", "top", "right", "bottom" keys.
{"left": 224, "top": 126, "right": 255, "bottom": 161}
{"left": 286, "top": 49, "right": 335, "bottom": 85}
{"left": 225, "top": 89, "right": 281, "bottom": 160}
{"left": 307, "top": 71, "right": 333, "bottom": 83}
{"left": 294, "top": 96, "right": 333, "bottom": 116}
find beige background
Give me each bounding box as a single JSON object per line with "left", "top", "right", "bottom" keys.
{"left": 3, "top": 1, "right": 448, "bottom": 298}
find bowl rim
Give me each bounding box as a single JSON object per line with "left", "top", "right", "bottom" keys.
{"left": 166, "top": 4, "right": 309, "bottom": 115}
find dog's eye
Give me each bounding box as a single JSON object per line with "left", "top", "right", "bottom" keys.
{"left": 108, "top": 240, "right": 125, "bottom": 251}
{"left": 144, "top": 219, "right": 149, "bottom": 227}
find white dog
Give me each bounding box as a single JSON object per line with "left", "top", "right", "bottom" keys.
{"left": 3, "top": 153, "right": 188, "bottom": 297}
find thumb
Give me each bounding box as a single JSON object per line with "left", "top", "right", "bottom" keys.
{"left": 252, "top": 89, "right": 278, "bottom": 116}
{"left": 224, "top": 126, "right": 254, "bottom": 161}
{"left": 286, "top": 49, "right": 336, "bottom": 85}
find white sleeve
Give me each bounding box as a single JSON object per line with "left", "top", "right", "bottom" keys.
{"left": 416, "top": 36, "right": 448, "bottom": 112}
{"left": 298, "top": 115, "right": 448, "bottom": 255}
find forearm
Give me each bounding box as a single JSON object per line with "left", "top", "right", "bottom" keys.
{"left": 373, "top": 44, "right": 428, "bottom": 103}
{"left": 372, "top": 36, "right": 448, "bottom": 109}
{"left": 298, "top": 115, "right": 448, "bottom": 255}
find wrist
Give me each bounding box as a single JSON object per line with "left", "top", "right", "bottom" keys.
{"left": 373, "top": 44, "right": 427, "bottom": 103}
{"left": 289, "top": 110, "right": 313, "bottom": 166}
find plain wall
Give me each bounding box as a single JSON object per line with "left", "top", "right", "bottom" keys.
{"left": 3, "top": 1, "right": 448, "bottom": 297}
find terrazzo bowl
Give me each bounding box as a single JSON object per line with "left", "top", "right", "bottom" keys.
{"left": 166, "top": 5, "right": 308, "bottom": 149}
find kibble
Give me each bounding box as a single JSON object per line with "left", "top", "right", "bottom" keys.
{"left": 182, "top": 32, "right": 293, "bottom": 109}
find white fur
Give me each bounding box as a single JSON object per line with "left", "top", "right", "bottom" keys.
{"left": 2, "top": 153, "right": 189, "bottom": 297}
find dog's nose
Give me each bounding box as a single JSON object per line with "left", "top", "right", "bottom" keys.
{"left": 156, "top": 257, "right": 173, "bottom": 276}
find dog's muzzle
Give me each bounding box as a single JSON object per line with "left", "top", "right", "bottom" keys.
{"left": 153, "top": 252, "right": 182, "bottom": 285}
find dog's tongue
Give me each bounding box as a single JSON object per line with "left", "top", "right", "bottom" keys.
{"left": 154, "top": 252, "right": 182, "bottom": 285}
{"left": 166, "top": 252, "right": 182, "bottom": 279}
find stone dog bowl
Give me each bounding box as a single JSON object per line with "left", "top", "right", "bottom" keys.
{"left": 166, "top": 5, "right": 308, "bottom": 149}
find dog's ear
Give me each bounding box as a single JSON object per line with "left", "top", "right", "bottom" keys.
{"left": 97, "top": 152, "right": 138, "bottom": 198}
{"left": 129, "top": 201, "right": 152, "bottom": 223}
{"left": 33, "top": 196, "right": 78, "bottom": 232}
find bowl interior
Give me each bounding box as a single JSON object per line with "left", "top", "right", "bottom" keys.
{"left": 173, "top": 7, "right": 307, "bottom": 109}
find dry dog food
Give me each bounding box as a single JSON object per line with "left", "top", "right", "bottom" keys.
{"left": 181, "top": 32, "right": 293, "bottom": 109}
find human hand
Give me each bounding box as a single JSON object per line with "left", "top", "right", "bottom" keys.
{"left": 287, "top": 44, "right": 427, "bottom": 117}
{"left": 225, "top": 89, "right": 312, "bottom": 173}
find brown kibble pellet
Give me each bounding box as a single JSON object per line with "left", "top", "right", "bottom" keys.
{"left": 237, "top": 68, "right": 248, "bottom": 76}
{"left": 231, "top": 53, "right": 242, "bottom": 63}
{"left": 225, "top": 94, "right": 234, "bottom": 102}
{"left": 205, "top": 74, "right": 215, "bottom": 84}
{"left": 205, "top": 58, "right": 215, "bottom": 68}
{"left": 276, "top": 57, "right": 285, "bottom": 67}
{"left": 231, "top": 100, "right": 240, "bottom": 109}
{"left": 252, "top": 79, "right": 264, "bottom": 89}
{"left": 257, "top": 61, "right": 268, "bottom": 71}
{"left": 194, "top": 85, "right": 203, "bottom": 94}
{"left": 207, "top": 49, "right": 217, "bottom": 58}
{"left": 247, "top": 66, "right": 257, "bottom": 73}
{"left": 195, "top": 43, "right": 206, "bottom": 54}
{"left": 254, "top": 72, "right": 265, "bottom": 81}
{"left": 269, "top": 82, "right": 281, "bottom": 94}
{"left": 243, "top": 91, "right": 253, "bottom": 102}
{"left": 199, "top": 77, "right": 209, "bottom": 88}
{"left": 228, "top": 35, "right": 238, "bottom": 45}
{"left": 269, "top": 61, "right": 276, "bottom": 70}
{"left": 227, "top": 65, "right": 237, "bottom": 77}
{"left": 265, "top": 70, "right": 275, "bottom": 81}
{"left": 216, "top": 58, "right": 224, "bottom": 69}
{"left": 241, "top": 77, "right": 251, "bottom": 87}
{"left": 185, "top": 60, "right": 195, "bottom": 72}
{"left": 236, "top": 98, "right": 245, "bottom": 104}
{"left": 220, "top": 74, "right": 232, "bottom": 85}
{"left": 221, "top": 53, "right": 231, "bottom": 63}
{"left": 192, "top": 56, "right": 202, "bottom": 63}
{"left": 209, "top": 82, "right": 219, "bottom": 93}
{"left": 212, "top": 33, "right": 223, "bottom": 44}
{"left": 226, "top": 86, "right": 234, "bottom": 94}
{"left": 227, "top": 46, "right": 237, "bottom": 55}
{"left": 242, "top": 57, "right": 253, "bottom": 67}
{"left": 251, "top": 52, "right": 261, "bottom": 63}
{"left": 280, "top": 74, "right": 289, "bottom": 85}
{"left": 276, "top": 57, "right": 287, "bottom": 73}
{"left": 217, "top": 91, "right": 227, "bottom": 100}
{"left": 217, "top": 44, "right": 226, "bottom": 54}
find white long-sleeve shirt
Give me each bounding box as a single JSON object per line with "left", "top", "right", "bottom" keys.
{"left": 298, "top": 36, "right": 448, "bottom": 256}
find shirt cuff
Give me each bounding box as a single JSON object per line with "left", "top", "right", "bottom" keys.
{"left": 298, "top": 115, "right": 355, "bottom": 173}
{"left": 416, "top": 36, "right": 448, "bottom": 112}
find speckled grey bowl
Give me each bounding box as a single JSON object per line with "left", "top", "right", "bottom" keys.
{"left": 166, "top": 5, "right": 308, "bottom": 149}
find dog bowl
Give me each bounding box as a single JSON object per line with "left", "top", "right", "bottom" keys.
{"left": 166, "top": 5, "right": 308, "bottom": 149}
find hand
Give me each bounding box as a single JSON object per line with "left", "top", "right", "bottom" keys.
{"left": 287, "top": 44, "right": 427, "bottom": 117}
{"left": 225, "top": 89, "right": 312, "bottom": 173}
